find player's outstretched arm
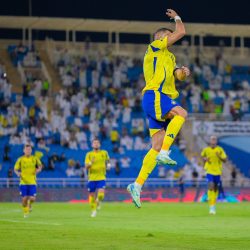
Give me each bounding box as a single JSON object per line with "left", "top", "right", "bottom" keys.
{"left": 166, "top": 9, "right": 186, "bottom": 46}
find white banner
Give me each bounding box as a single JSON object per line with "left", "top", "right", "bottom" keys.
{"left": 193, "top": 121, "right": 250, "bottom": 136}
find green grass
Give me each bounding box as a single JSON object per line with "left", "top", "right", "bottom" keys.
{"left": 0, "top": 202, "right": 250, "bottom": 250}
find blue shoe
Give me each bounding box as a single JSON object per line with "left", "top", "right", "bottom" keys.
{"left": 156, "top": 150, "right": 177, "bottom": 165}
{"left": 127, "top": 183, "right": 141, "bottom": 208}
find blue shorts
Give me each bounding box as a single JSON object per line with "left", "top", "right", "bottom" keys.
{"left": 206, "top": 174, "right": 221, "bottom": 185}
{"left": 19, "top": 185, "right": 37, "bottom": 197}
{"left": 142, "top": 90, "right": 179, "bottom": 137}
{"left": 87, "top": 180, "right": 106, "bottom": 193}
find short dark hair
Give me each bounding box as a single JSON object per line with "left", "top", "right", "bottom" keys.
{"left": 153, "top": 27, "right": 173, "bottom": 40}
{"left": 92, "top": 138, "right": 100, "bottom": 143}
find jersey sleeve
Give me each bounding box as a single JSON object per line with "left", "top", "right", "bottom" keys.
{"left": 220, "top": 147, "right": 227, "bottom": 160}
{"left": 85, "top": 152, "right": 91, "bottom": 166}
{"left": 35, "top": 157, "right": 42, "bottom": 167}
{"left": 149, "top": 37, "right": 168, "bottom": 52}
{"left": 201, "top": 148, "right": 207, "bottom": 158}
{"left": 14, "top": 158, "right": 21, "bottom": 171}
{"left": 105, "top": 151, "right": 110, "bottom": 161}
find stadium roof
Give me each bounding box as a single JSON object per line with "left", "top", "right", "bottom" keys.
{"left": 0, "top": 16, "right": 250, "bottom": 37}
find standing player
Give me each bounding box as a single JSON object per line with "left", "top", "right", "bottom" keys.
{"left": 14, "top": 144, "right": 43, "bottom": 218}
{"left": 201, "top": 135, "right": 227, "bottom": 214}
{"left": 127, "top": 9, "right": 190, "bottom": 208}
{"left": 85, "top": 138, "right": 110, "bottom": 217}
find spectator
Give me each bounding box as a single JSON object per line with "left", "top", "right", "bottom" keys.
{"left": 7, "top": 167, "right": 14, "bottom": 187}
{"left": 3, "top": 144, "right": 10, "bottom": 161}
{"left": 114, "top": 161, "right": 121, "bottom": 176}
{"left": 158, "top": 166, "right": 166, "bottom": 178}
{"left": 41, "top": 79, "right": 50, "bottom": 97}
{"left": 231, "top": 167, "right": 237, "bottom": 187}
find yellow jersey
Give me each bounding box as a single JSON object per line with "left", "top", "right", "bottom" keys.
{"left": 201, "top": 146, "right": 227, "bottom": 175}
{"left": 142, "top": 37, "right": 179, "bottom": 99}
{"left": 85, "top": 150, "right": 109, "bottom": 181}
{"left": 14, "top": 155, "right": 42, "bottom": 185}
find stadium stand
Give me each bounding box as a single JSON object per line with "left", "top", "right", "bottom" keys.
{"left": 0, "top": 18, "right": 249, "bottom": 186}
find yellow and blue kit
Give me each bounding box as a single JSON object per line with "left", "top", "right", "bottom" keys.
{"left": 85, "top": 150, "right": 109, "bottom": 193}
{"left": 201, "top": 146, "right": 227, "bottom": 184}
{"left": 14, "top": 155, "right": 42, "bottom": 197}
{"left": 142, "top": 37, "right": 179, "bottom": 136}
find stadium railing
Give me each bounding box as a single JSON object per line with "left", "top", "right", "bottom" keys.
{"left": 0, "top": 178, "right": 249, "bottom": 188}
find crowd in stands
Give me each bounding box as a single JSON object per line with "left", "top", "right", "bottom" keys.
{"left": 8, "top": 42, "right": 41, "bottom": 67}
{"left": 177, "top": 40, "right": 250, "bottom": 119}
{"left": 0, "top": 39, "right": 249, "bottom": 184}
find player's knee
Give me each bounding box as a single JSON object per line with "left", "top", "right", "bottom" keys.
{"left": 178, "top": 108, "right": 188, "bottom": 119}
{"left": 22, "top": 197, "right": 28, "bottom": 204}
{"left": 30, "top": 197, "right": 36, "bottom": 202}
{"left": 172, "top": 107, "right": 188, "bottom": 119}
{"left": 208, "top": 182, "right": 214, "bottom": 190}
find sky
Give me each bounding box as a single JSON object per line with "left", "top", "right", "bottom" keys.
{"left": 0, "top": 0, "right": 250, "bottom": 24}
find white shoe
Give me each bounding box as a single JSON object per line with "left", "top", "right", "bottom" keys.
{"left": 209, "top": 206, "right": 216, "bottom": 215}
{"left": 156, "top": 150, "right": 177, "bottom": 165}
{"left": 127, "top": 183, "right": 141, "bottom": 208}
{"left": 91, "top": 210, "right": 97, "bottom": 217}
{"left": 24, "top": 213, "right": 29, "bottom": 218}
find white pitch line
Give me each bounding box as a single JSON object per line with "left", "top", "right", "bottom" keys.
{"left": 0, "top": 209, "right": 21, "bottom": 214}
{"left": 0, "top": 219, "right": 62, "bottom": 226}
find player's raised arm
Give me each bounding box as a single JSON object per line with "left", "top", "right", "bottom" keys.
{"left": 166, "top": 9, "right": 186, "bottom": 47}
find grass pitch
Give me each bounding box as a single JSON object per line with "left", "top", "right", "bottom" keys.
{"left": 0, "top": 202, "right": 250, "bottom": 250}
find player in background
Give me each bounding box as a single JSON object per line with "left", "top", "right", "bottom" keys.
{"left": 201, "top": 135, "right": 227, "bottom": 214}
{"left": 85, "top": 138, "right": 111, "bottom": 217}
{"left": 14, "top": 144, "right": 43, "bottom": 218}
{"left": 127, "top": 9, "right": 190, "bottom": 208}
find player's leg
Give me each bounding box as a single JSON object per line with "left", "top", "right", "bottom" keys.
{"left": 96, "top": 180, "right": 106, "bottom": 210}
{"left": 207, "top": 174, "right": 216, "bottom": 214}
{"left": 96, "top": 188, "right": 105, "bottom": 210}
{"left": 28, "top": 196, "right": 36, "bottom": 212}
{"left": 87, "top": 181, "right": 97, "bottom": 217}
{"left": 212, "top": 175, "right": 221, "bottom": 213}
{"left": 157, "top": 106, "right": 187, "bottom": 165}
{"left": 22, "top": 197, "right": 29, "bottom": 218}
{"left": 27, "top": 185, "right": 37, "bottom": 212}
{"left": 20, "top": 185, "right": 29, "bottom": 217}
{"left": 127, "top": 129, "right": 165, "bottom": 208}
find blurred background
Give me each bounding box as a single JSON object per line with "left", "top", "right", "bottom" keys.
{"left": 0, "top": 0, "right": 250, "bottom": 202}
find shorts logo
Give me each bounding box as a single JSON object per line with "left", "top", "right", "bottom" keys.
{"left": 167, "top": 134, "right": 174, "bottom": 139}
{"left": 171, "top": 100, "right": 176, "bottom": 105}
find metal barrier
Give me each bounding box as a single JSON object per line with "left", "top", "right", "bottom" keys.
{"left": 0, "top": 178, "right": 249, "bottom": 188}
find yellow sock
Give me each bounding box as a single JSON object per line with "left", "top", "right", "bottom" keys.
{"left": 23, "top": 206, "right": 29, "bottom": 214}
{"left": 214, "top": 190, "right": 219, "bottom": 205}
{"left": 97, "top": 192, "right": 105, "bottom": 202}
{"left": 162, "top": 115, "right": 185, "bottom": 151}
{"left": 207, "top": 190, "right": 214, "bottom": 206}
{"left": 89, "top": 195, "right": 97, "bottom": 211}
{"left": 136, "top": 148, "right": 158, "bottom": 186}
